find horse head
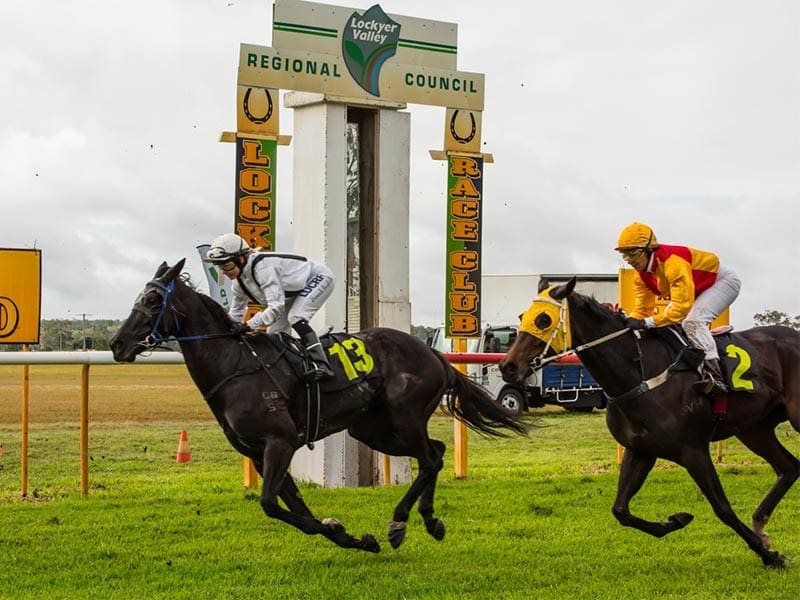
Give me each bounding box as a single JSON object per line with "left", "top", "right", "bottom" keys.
{"left": 110, "top": 258, "right": 187, "bottom": 362}
{"left": 499, "top": 277, "right": 577, "bottom": 386}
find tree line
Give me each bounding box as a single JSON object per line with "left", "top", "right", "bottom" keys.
{"left": 0, "top": 319, "right": 123, "bottom": 352}
{"left": 0, "top": 312, "right": 796, "bottom": 352}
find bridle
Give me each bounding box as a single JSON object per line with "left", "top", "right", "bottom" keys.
{"left": 528, "top": 295, "right": 629, "bottom": 368}
{"left": 132, "top": 278, "right": 233, "bottom": 349}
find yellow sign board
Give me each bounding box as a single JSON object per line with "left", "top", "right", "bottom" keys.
{"left": 0, "top": 249, "right": 42, "bottom": 344}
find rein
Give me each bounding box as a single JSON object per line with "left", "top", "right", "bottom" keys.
{"left": 529, "top": 296, "right": 675, "bottom": 402}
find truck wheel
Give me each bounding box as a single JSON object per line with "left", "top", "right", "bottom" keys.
{"left": 496, "top": 387, "right": 525, "bottom": 416}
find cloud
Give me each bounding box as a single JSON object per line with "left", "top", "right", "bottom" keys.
{"left": 1, "top": 0, "right": 797, "bottom": 334}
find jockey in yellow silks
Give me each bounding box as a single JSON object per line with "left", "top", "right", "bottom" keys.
{"left": 615, "top": 222, "right": 741, "bottom": 396}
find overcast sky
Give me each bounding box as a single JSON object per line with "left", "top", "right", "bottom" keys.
{"left": 2, "top": 0, "right": 798, "bottom": 331}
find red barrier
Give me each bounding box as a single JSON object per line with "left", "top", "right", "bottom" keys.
{"left": 441, "top": 352, "right": 582, "bottom": 365}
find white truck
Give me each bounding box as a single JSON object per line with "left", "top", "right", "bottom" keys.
{"left": 431, "top": 273, "right": 619, "bottom": 414}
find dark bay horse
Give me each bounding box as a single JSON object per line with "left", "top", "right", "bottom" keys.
{"left": 110, "top": 259, "right": 527, "bottom": 553}
{"left": 499, "top": 278, "right": 798, "bottom": 567}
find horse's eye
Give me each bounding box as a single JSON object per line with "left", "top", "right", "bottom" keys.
{"left": 534, "top": 313, "right": 552, "bottom": 330}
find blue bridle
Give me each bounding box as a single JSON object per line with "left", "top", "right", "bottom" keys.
{"left": 135, "top": 278, "right": 228, "bottom": 348}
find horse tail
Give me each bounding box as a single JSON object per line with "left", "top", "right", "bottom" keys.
{"left": 436, "top": 352, "right": 529, "bottom": 437}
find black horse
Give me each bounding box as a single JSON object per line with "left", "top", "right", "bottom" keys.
{"left": 110, "top": 259, "right": 527, "bottom": 553}
{"left": 499, "top": 278, "right": 798, "bottom": 567}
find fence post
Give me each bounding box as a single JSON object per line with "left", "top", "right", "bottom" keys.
{"left": 80, "top": 365, "right": 90, "bottom": 495}
{"left": 452, "top": 338, "right": 469, "bottom": 479}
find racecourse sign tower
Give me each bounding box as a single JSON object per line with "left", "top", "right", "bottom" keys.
{"left": 227, "top": 0, "right": 490, "bottom": 486}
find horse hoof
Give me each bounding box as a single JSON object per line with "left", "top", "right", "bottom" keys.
{"left": 668, "top": 512, "right": 694, "bottom": 529}
{"left": 426, "top": 518, "right": 445, "bottom": 541}
{"left": 763, "top": 550, "right": 785, "bottom": 569}
{"left": 322, "top": 517, "right": 345, "bottom": 533}
{"left": 360, "top": 534, "right": 380, "bottom": 553}
{"left": 388, "top": 521, "right": 407, "bottom": 549}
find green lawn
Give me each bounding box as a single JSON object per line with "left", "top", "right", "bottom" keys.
{"left": 0, "top": 365, "right": 797, "bottom": 599}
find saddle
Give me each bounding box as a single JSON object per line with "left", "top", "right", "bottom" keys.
{"left": 710, "top": 327, "right": 760, "bottom": 395}
{"left": 258, "top": 332, "right": 380, "bottom": 449}
{"left": 275, "top": 332, "right": 378, "bottom": 393}
{"left": 652, "top": 325, "right": 760, "bottom": 395}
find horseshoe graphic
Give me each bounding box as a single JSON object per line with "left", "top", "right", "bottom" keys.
{"left": 243, "top": 88, "right": 273, "bottom": 125}
{"left": 449, "top": 110, "right": 476, "bottom": 144}
{"left": 0, "top": 296, "right": 20, "bottom": 338}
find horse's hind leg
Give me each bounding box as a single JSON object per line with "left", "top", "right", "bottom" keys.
{"left": 613, "top": 448, "right": 694, "bottom": 536}
{"left": 384, "top": 438, "right": 446, "bottom": 549}
{"left": 735, "top": 426, "right": 800, "bottom": 547}
{"left": 416, "top": 439, "right": 447, "bottom": 541}
{"left": 681, "top": 446, "right": 785, "bottom": 567}
{"left": 259, "top": 439, "right": 380, "bottom": 553}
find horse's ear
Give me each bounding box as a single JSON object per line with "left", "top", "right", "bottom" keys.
{"left": 162, "top": 258, "right": 186, "bottom": 283}
{"left": 550, "top": 276, "right": 577, "bottom": 300}
{"left": 154, "top": 262, "right": 169, "bottom": 277}
{"left": 537, "top": 278, "right": 550, "bottom": 293}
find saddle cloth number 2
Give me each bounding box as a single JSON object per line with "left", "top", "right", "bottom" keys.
{"left": 725, "top": 343, "right": 754, "bottom": 392}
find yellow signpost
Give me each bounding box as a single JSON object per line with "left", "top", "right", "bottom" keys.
{"left": 0, "top": 249, "right": 42, "bottom": 345}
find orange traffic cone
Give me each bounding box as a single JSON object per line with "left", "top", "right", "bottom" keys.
{"left": 0, "top": 442, "right": 4, "bottom": 457}
{"left": 176, "top": 430, "right": 191, "bottom": 464}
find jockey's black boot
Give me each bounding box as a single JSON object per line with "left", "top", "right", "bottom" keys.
{"left": 693, "top": 358, "right": 728, "bottom": 396}
{"left": 292, "top": 319, "right": 334, "bottom": 382}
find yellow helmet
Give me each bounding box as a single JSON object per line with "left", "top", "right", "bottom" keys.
{"left": 615, "top": 222, "right": 658, "bottom": 251}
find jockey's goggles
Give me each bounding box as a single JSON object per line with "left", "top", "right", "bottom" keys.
{"left": 219, "top": 261, "right": 238, "bottom": 272}
{"left": 619, "top": 248, "right": 646, "bottom": 260}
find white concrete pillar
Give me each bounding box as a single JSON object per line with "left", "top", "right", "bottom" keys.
{"left": 286, "top": 93, "right": 411, "bottom": 487}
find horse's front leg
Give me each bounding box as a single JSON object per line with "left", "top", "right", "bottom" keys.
{"left": 259, "top": 438, "right": 380, "bottom": 553}
{"left": 612, "top": 448, "right": 694, "bottom": 536}
{"left": 681, "top": 447, "right": 785, "bottom": 568}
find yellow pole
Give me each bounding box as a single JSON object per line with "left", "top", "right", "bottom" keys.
{"left": 716, "top": 441, "right": 724, "bottom": 462}
{"left": 80, "top": 365, "right": 90, "bottom": 495}
{"left": 453, "top": 337, "right": 468, "bottom": 479}
{"left": 21, "top": 345, "right": 30, "bottom": 497}
{"left": 382, "top": 453, "right": 392, "bottom": 485}
{"left": 243, "top": 458, "right": 259, "bottom": 488}
{"left": 617, "top": 443, "right": 624, "bottom": 465}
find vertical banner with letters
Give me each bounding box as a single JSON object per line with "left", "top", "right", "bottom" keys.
{"left": 235, "top": 84, "right": 281, "bottom": 325}
{"left": 235, "top": 136, "right": 277, "bottom": 251}
{"left": 0, "top": 249, "right": 42, "bottom": 344}
{"left": 445, "top": 155, "right": 483, "bottom": 338}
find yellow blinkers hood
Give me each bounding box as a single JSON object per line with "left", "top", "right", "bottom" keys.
{"left": 518, "top": 286, "right": 572, "bottom": 353}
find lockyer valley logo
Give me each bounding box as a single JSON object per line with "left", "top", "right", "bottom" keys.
{"left": 341, "top": 4, "right": 400, "bottom": 96}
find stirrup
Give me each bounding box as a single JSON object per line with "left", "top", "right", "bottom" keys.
{"left": 692, "top": 375, "right": 728, "bottom": 397}
{"left": 302, "top": 362, "right": 334, "bottom": 382}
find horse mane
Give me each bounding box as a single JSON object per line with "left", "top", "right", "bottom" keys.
{"left": 569, "top": 291, "right": 627, "bottom": 325}
{"left": 175, "top": 271, "right": 232, "bottom": 322}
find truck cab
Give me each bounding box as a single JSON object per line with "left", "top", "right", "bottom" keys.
{"left": 477, "top": 325, "right": 606, "bottom": 415}
{"left": 426, "top": 324, "right": 606, "bottom": 415}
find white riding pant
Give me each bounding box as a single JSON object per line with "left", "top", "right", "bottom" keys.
{"left": 682, "top": 265, "right": 741, "bottom": 360}
{"left": 267, "top": 264, "right": 335, "bottom": 334}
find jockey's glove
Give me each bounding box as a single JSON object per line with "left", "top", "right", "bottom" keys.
{"left": 230, "top": 322, "right": 251, "bottom": 337}
{"left": 625, "top": 317, "right": 649, "bottom": 330}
